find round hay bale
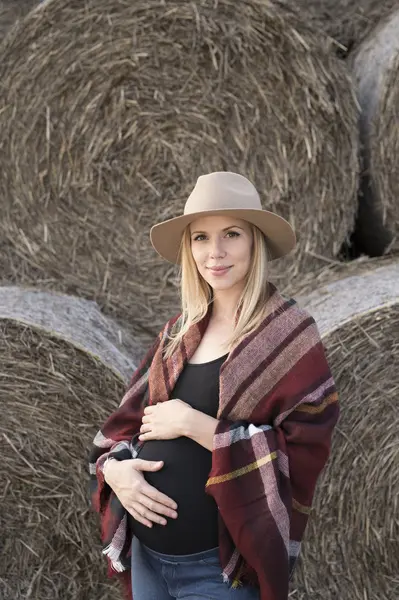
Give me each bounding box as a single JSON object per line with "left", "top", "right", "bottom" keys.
{"left": 291, "top": 0, "right": 399, "bottom": 56}
{"left": 287, "top": 254, "right": 398, "bottom": 297}
{"left": 0, "top": 0, "right": 359, "bottom": 346}
{"left": 0, "top": 288, "right": 140, "bottom": 600}
{"left": 290, "top": 261, "right": 399, "bottom": 600}
{"left": 349, "top": 10, "right": 399, "bottom": 257}
{"left": 0, "top": 286, "right": 142, "bottom": 379}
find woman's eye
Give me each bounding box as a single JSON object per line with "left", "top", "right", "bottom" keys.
{"left": 193, "top": 231, "right": 239, "bottom": 241}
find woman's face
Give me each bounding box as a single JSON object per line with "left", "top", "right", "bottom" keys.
{"left": 189, "top": 215, "right": 253, "bottom": 293}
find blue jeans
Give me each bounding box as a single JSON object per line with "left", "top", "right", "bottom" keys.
{"left": 131, "top": 537, "right": 260, "bottom": 599}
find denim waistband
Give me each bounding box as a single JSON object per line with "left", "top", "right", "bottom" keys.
{"left": 141, "top": 543, "right": 219, "bottom": 564}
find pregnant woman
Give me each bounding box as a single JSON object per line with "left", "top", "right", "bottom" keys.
{"left": 89, "top": 172, "right": 339, "bottom": 600}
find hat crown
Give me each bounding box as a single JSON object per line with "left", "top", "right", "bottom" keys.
{"left": 184, "top": 172, "right": 262, "bottom": 215}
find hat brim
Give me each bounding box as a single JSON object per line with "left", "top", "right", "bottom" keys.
{"left": 150, "top": 208, "right": 296, "bottom": 264}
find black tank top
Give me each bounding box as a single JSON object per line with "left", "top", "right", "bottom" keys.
{"left": 129, "top": 353, "right": 227, "bottom": 554}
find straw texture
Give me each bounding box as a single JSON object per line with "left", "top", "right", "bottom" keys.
{"left": 0, "top": 0, "right": 359, "bottom": 346}
{"left": 291, "top": 0, "right": 399, "bottom": 55}
{"left": 0, "top": 287, "right": 142, "bottom": 381}
{"left": 288, "top": 254, "right": 398, "bottom": 297}
{"left": 350, "top": 10, "right": 399, "bottom": 256}
{"left": 0, "top": 0, "right": 38, "bottom": 36}
{"left": 290, "top": 261, "right": 399, "bottom": 600}
{"left": 0, "top": 288, "right": 138, "bottom": 600}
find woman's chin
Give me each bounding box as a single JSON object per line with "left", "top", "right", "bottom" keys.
{"left": 205, "top": 277, "right": 241, "bottom": 292}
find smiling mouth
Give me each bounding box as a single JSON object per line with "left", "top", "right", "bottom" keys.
{"left": 207, "top": 266, "right": 232, "bottom": 272}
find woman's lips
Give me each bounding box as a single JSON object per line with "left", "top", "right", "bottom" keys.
{"left": 207, "top": 266, "right": 231, "bottom": 276}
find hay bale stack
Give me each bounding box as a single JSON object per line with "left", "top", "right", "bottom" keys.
{"left": 0, "top": 0, "right": 359, "bottom": 346}
{"left": 290, "top": 261, "right": 399, "bottom": 600}
{"left": 291, "top": 0, "right": 399, "bottom": 55}
{"left": 0, "top": 288, "right": 140, "bottom": 600}
{"left": 349, "top": 10, "right": 399, "bottom": 257}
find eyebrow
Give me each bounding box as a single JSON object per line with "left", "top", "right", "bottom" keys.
{"left": 191, "top": 225, "right": 245, "bottom": 235}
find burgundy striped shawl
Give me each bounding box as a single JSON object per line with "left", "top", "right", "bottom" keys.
{"left": 89, "top": 283, "right": 339, "bottom": 600}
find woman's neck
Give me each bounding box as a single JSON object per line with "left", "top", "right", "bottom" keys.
{"left": 211, "top": 287, "right": 243, "bottom": 323}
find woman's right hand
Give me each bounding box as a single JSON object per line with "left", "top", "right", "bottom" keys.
{"left": 104, "top": 458, "right": 178, "bottom": 528}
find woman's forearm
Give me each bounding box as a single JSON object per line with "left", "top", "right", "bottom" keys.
{"left": 182, "top": 408, "right": 218, "bottom": 451}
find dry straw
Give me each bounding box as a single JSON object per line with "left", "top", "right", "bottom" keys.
{"left": 350, "top": 10, "right": 399, "bottom": 257}
{"left": 0, "top": 288, "right": 139, "bottom": 600}
{"left": 0, "top": 0, "right": 38, "bottom": 36}
{"left": 290, "top": 260, "right": 399, "bottom": 600}
{"left": 0, "top": 0, "right": 358, "bottom": 347}
{"left": 288, "top": 253, "right": 398, "bottom": 297}
{"left": 291, "top": 0, "right": 398, "bottom": 55}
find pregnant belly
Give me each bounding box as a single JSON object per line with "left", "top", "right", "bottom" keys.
{"left": 129, "top": 437, "right": 219, "bottom": 554}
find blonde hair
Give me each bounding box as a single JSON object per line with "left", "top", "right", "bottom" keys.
{"left": 163, "top": 223, "right": 271, "bottom": 359}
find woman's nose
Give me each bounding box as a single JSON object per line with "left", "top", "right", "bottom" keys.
{"left": 209, "top": 238, "right": 226, "bottom": 259}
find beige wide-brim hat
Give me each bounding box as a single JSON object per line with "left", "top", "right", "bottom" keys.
{"left": 150, "top": 172, "right": 296, "bottom": 264}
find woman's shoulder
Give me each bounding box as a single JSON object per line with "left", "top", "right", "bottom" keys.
{"left": 153, "top": 312, "right": 184, "bottom": 348}
{"left": 270, "top": 284, "right": 314, "bottom": 322}
{"left": 269, "top": 287, "right": 318, "bottom": 338}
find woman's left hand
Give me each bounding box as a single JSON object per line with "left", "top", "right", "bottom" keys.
{"left": 139, "top": 399, "right": 193, "bottom": 441}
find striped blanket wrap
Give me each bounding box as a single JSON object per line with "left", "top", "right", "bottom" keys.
{"left": 89, "top": 284, "right": 339, "bottom": 600}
